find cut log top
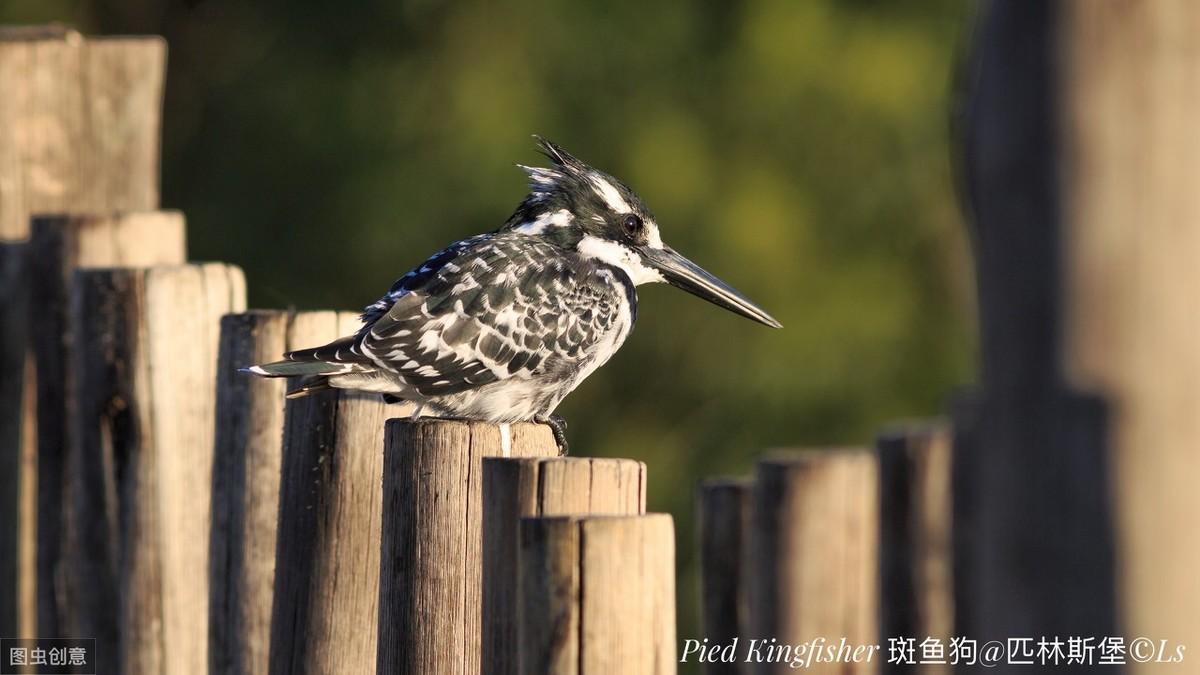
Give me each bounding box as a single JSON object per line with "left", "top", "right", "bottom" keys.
{"left": 757, "top": 445, "right": 875, "bottom": 466}
{"left": 485, "top": 455, "right": 647, "bottom": 516}
{"left": 0, "top": 25, "right": 77, "bottom": 41}
{"left": 0, "top": 37, "right": 167, "bottom": 239}
{"left": 384, "top": 417, "right": 557, "bottom": 456}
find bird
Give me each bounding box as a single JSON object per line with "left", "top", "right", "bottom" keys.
{"left": 244, "top": 137, "right": 781, "bottom": 452}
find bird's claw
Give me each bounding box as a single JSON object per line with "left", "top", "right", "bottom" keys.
{"left": 540, "top": 415, "right": 569, "bottom": 456}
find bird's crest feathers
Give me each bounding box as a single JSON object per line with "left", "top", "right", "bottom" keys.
{"left": 534, "top": 135, "right": 588, "bottom": 173}
{"left": 515, "top": 136, "right": 594, "bottom": 197}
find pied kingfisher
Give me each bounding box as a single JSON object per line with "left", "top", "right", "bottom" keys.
{"left": 245, "top": 137, "right": 780, "bottom": 451}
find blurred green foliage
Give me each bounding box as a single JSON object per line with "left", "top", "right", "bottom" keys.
{"left": 4, "top": 0, "right": 974, "bottom": 659}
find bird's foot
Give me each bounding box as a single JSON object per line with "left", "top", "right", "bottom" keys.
{"left": 537, "top": 415, "right": 570, "bottom": 456}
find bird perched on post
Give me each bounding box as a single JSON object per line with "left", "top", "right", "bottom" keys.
{"left": 244, "top": 137, "right": 780, "bottom": 452}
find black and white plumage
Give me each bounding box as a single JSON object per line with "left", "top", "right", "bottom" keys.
{"left": 245, "top": 137, "right": 780, "bottom": 446}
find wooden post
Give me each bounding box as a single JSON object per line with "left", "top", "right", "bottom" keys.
{"left": 1058, "top": 0, "right": 1200, "bottom": 655}
{"left": 0, "top": 27, "right": 167, "bottom": 638}
{"left": 877, "top": 426, "right": 952, "bottom": 674}
{"left": 29, "top": 212, "right": 185, "bottom": 639}
{"left": 697, "top": 478, "right": 751, "bottom": 675}
{"left": 68, "top": 263, "right": 245, "bottom": 675}
{"left": 748, "top": 450, "right": 878, "bottom": 675}
{"left": 267, "top": 313, "right": 391, "bottom": 675}
{"left": 518, "top": 514, "right": 676, "bottom": 675}
{"left": 0, "top": 242, "right": 33, "bottom": 640}
{"left": 376, "top": 420, "right": 559, "bottom": 675}
{"left": 481, "top": 456, "right": 646, "bottom": 675}
{"left": 953, "top": 0, "right": 1118, "bottom": 648}
{"left": 208, "top": 311, "right": 353, "bottom": 675}
{"left": 0, "top": 30, "right": 166, "bottom": 239}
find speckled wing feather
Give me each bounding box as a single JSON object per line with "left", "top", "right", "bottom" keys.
{"left": 357, "top": 232, "right": 630, "bottom": 398}
{"left": 360, "top": 234, "right": 493, "bottom": 325}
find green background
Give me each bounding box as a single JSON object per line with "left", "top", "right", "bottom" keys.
{"left": 5, "top": 0, "right": 975, "bottom": 661}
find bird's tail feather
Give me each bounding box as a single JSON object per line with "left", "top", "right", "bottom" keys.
{"left": 241, "top": 335, "right": 375, "bottom": 400}
{"left": 283, "top": 335, "right": 370, "bottom": 366}
{"left": 240, "top": 359, "right": 355, "bottom": 378}
{"left": 241, "top": 335, "right": 372, "bottom": 377}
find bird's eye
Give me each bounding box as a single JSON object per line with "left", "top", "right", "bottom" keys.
{"left": 622, "top": 214, "right": 642, "bottom": 235}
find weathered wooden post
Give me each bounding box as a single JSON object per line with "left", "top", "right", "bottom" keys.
{"left": 1057, "top": 0, "right": 1200, "bottom": 655}
{"left": 0, "top": 29, "right": 165, "bottom": 239}
{"left": 697, "top": 478, "right": 752, "bottom": 675}
{"left": 267, "top": 313, "right": 391, "bottom": 675}
{"left": 208, "top": 311, "right": 353, "bottom": 675}
{"left": 952, "top": 0, "right": 1118, "bottom": 649}
{"left": 0, "top": 26, "right": 168, "bottom": 638}
{"left": 375, "top": 420, "right": 559, "bottom": 675}
{"left": 877, "top": 426, "right": 951, "bottom": 674}
{"left": 68, "top": 263, "right": 245, "bottom": 675}
{"left": 481, "top": 456, "right": 646, "bottom": 675}
{"left": 519, "top": 514, "right": 676, "bottom": 675}
{"left": 29, "top": 213, "right": 186, "bottom": 644}
{"left": 748, "top": 450, "right": 878, "bottom": 675}
{"left": 0, "top": 242, "right": 33, "bottom": 640}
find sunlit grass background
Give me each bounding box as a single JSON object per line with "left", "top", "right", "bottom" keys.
{"left": 4, "top": 0, "right": 975, "bottom": 663}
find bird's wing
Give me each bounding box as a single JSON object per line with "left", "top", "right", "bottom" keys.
{"left": 360, "top": 234, "right": 493, "bottom": 325}
{"left": 357, "top": 234, "right": 628, "bottom": 398}
{"left": 275, "top": 237, "right": 496, "bottom": 369}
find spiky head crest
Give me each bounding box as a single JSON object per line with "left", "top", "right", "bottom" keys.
{"left": 502, "top": 136, "right": 663, "bottom": 251}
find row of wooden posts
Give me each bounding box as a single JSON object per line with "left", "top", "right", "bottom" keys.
{"left": 0, "top": 28, "right": 951, "bottom": 675}
{"left": 1, "top": 210, "right": 683, "bottom": 673}
{"left": 0, "top": 213, "right": 657, "bottom": 673}
{"left": 8, "top": 211, "right": 950, "bottom": 675}
{"left": 0, "top": 21, "right": 1005, "bottom": 675}
{"left": 2, "top": 215, "right": 962, "bottom": 675}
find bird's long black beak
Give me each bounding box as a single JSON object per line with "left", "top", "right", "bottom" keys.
{"left": 641, "top": 246, "right": 782, "bottom": 328}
